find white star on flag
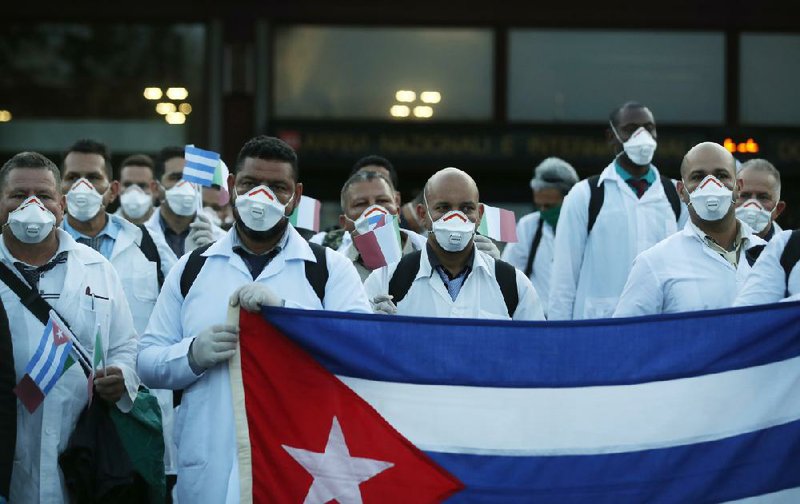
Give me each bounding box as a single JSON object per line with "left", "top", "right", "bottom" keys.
{"left": 283, "top": 416, "right": 394, "bottom": 504}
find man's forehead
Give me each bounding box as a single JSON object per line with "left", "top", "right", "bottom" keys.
{"left": 740, "top": 168, "right": 777, "bottom": 186}
{"left": 618, "top": 107, "right": 654, "bottom": 126}
{"left": 349, "top": 179, "right": 392, "bottom": 199}
{"left": 6, "top": 166, "right": 57, "bottom": 188}
{"left": 163, "top": 157, "right": 185, "bottom": 173}
{"left": 121, "top": 165, "right": 153, "bottom": 180}
{"left": 240, "top": 157, "right": 293, "bottom": 179}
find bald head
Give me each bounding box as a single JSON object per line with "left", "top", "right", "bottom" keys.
{"left": 680, "top": 142, "right": 736, "bottom": 179}
{"left": 419, "top": 167, "right": 482, "bottom": 229}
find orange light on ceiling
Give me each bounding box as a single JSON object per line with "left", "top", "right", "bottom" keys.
{"left": 723, "top": 138, "right": 759, "bottom": 154}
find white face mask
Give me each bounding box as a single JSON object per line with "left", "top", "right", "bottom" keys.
{"left": 610, "top": 123, "right": 657, "bottom": 166}
{"left": 351, "top": 205, "right": 391, "bottom": 235}
{"left": 685, "top": 175, "right": 734, "bottom": 222}
{"left": 735, "top": 199, "right": 773, "bottom": 233}
{"left": 66, "top": 178, "right": 104, "bottom": 222}
{"left": 6, "top": 196, "right": 57, "bottom": 244}
{"left": 429, "top": 210, "right": 476, "bottom": 252}
{"left": 119, "top": 185, "right": 153, "bottom": 219}
{"left": 234, "top": 185, "right": 292, "bottom": 232}
{"left": 165, "top": 181, "right": 198, "bottom": 217}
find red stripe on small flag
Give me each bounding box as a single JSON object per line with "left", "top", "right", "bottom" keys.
{"left": 14, "top": 374, "right": 45, "bottom": 414}
{"left": 313, "top": 199, "right": 321, "bottom": 233}
{"left": 498, "top": 208, "right": 518, "bottom": 243}
{"left": 353, "top": 231, "right": 387, "bottom": 270}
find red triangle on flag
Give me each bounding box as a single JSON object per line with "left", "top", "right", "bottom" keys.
{"left": 236, "top": 309, "right": 464, "bottom": 503}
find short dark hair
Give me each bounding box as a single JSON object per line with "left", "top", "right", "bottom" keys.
{"left": 120, "top": 154, "right": 155, "bottom": 172}
{"left": 339, "top": 170, "right": 396, "bottom": 210}
{"left": 154, "top": 146, "right": 185, "bottom": 181}
{"left": 1, "top": 152, "right": 62, "bottom": 194}
{"left": 63, "top": 139, "right": 112, "bottom": 179}
{"left": 609, "top": 101, "right": 648, "bottom": 128}
{"left": 350, "top": 155, "right": 399, "bottom": 188}
{"left": 235, "top": 136, "right": 299, "bottom": 180}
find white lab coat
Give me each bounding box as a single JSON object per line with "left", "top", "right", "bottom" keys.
{"left": 734, "top": 229, "right": 800, "bottom": 306}
{"left": 144, "top": 206, "right": 226, "bottom": 274}
{"left": 613, "top": 220, "right": 766, "bottom": 317}
{"left": 137, "top": 224, "right": 371, "bottom": 503}
{"left": 547, "top": 163, "right": 687, "bottom": 320}
{"left": 1, "top": 230, "right": 139, "bottom": 504}
{"left": 364, "top": 242, "right": 545, "bottom": 320}
{"left": 501, "top": 211, "right": 555, "bottom": 311}
{"left": 341, "top": 228, "right": 428, "bottom": 281}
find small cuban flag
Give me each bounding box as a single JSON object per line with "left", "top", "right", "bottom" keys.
{"left": 14, "top": 316, "right": 75, "bottom": 413}
{"left": 478, "top": 204, "right": 518, "bottom": 243}
{"left": 353, "top": 212, "right": 403, "bottom": 270}
{"left": 288, "top": 195, "right": 321, "bottom": 232}
{"left": 183, "top": 145, "right": 220, "bottom": 187}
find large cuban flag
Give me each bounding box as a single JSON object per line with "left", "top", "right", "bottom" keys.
{"left": 230, "top": 301, "right": 800, "bottom": 503}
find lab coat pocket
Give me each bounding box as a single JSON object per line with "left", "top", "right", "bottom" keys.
{"left": 583, "top": 296, "right": 618, "bottom": 319}
{"left": 132, "top": 261, "right": 159, "bottom": 302}
{"left": 79, "top": 293, "right": 111, "bottom": 347}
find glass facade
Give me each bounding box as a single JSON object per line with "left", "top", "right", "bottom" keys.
{"left": 740, "top": 33, "right": 800, "bottom": 125}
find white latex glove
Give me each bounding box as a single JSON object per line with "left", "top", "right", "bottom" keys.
{"left": 185, "top": 213, "right": 215, "bottom": 252}
{"left": 189, "top": 324, "right": 239, "bottom": 372}
{"left": 474, "top": 234, "right": 501, "bottom": 260}
{"left": 230, "top": 283, "right": 284, "bottom": 312}
{"left": 371, "top": 294, "right": 397, "bottom": 315}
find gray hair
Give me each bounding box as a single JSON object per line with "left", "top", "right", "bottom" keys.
{"left": 739, "top": 158, "right": 781, "bottom": 199}
{"left": 530, "top": 157, "right": 579, "bottom": 194}
{"left": 0, "top": 152, "right": 62, "bottom": 193}
{"left": 339, "top": 170, "right": 395, "bottom": 211}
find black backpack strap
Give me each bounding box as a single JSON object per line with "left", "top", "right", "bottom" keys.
{"left": 523, "top": 218, "right": 545, "bottom": 278}
{"left": 660, "top": 175, "right": 682, "bottom": 222}
{"left": 587, "top": 175, "right": 604, "bottom": 234}
{"left": 494, "top": 259, "right": 519, "bottom": 318}
{"left": 137, "top": 225, "right": 164, "bottom": 289}
{"left": 745, "top": 244, "right": 766, "bottom": 267}
{"left": 0, "top": 298, "right": 15, "bottom": 500}
{"left": 780, "top": 230, "right": 800, "bottom": 297}
{"left": 305, "top": 243, "right": 329, "bottom": 304}
{"left": 388, "top": 251, "right": 422, "bottom": 305}
{"left": 179, "top": 243, "right": 213, "bottom": 299}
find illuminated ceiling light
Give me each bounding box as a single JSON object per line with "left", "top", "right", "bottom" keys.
{"left": 143, "top": 87, "right": 163, "bottom": 100}
{"left": 165, "top": 112, "right": 186, "bottom": 125}
{"left": 178, "top": 103, "right": 192, "bottom": 115}
{"left": 395, "top": 90, "right": 416, "bottom": 103}
{"left": 156, "top": 102, "right": 177, "bottom": 115}
{"left": 166, "top": 87, "right": 189, "bottom": 100}
{"left": 420, "top": 91, "right": 441, "bottom": 104}
{"left": 0, "top": 110, "right": 12, "bottom": 122}
{"left": 413, "top": 105, "right": 433, "bottom": 118}
{"left": 390, "top": 105, "right": 411, "bottom": 118}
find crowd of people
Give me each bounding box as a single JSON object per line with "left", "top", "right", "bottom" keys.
{"left": 1, "top": 100, "right": 798, "bottom": 503}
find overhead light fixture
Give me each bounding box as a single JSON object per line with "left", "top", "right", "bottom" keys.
{"left": 0, "top": 110, "right": 12, "bottom": 122}
{"left": 413, "top": 106, "right": 433, "bottom": 119}
{"left": 166, "top": 87, "right": 189, "bottom": 100}
{"left": 156, "top": 102, "right": 177, "bottom": 115}
{"left": 178, "top": 103, "right": 192, "bottom": 115}
{"left": 143, "top": 87, "right": 163, "bottom": 100}
{"left": 420, "top": 91, "right": 441, "bottom": 104}
{"left": 390, "top": 105, "right": 411, "bottom": 118}
{"left": 395, "top": 90, "right": 416, "bottom": 103}
{"left": 165, "top": 112, "right": 186, "bottom": 125}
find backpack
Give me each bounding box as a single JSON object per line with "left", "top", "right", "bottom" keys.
{"left": 587, "top": 174, "right": 682, "bottom": 233}
{"left": 387, "top": 251, "right": 520, "bottom": 318}
{"left": 179, "top": 241, "right": 329, "bottom": 303}
{"left": 523, "top": 218, "right": 545, "bottom": 278}
{"left": 779, "top": 230, "right": 800, "bottom": 297}
{"left": 137, "top": 225, "right": 164, "bottom": 289}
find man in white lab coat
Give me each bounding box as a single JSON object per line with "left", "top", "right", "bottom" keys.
{"left": 138, "top": 136, "right": 371, "bottom": 503}
{"left": 734, "top": 159, "right": 786, "bottom": 242}
{"left": 364, "top": 167, "right": 545, "bottom": 321}
{"left": 0, "top": 152, "right": 139, "bottom": 503}
{"left": 548, "top": 102, "right": 687, "bottom": 320}
{"left": 501, "top": 157, "right": 579, "bottom": 311}
{"left": 59, "top": 139, "right": 178, "bottom": 484}
{"left": 614, "top": 142, "right": 767, "bottom": 317}
{"left": 734, "top": 229, "right": 800, "bottom": 306}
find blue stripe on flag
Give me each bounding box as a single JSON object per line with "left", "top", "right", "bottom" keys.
{"left": 262, "top": 300, "right": 800, "bottom": 387}
{"left": 24, "top": 319, "right": 52, "bottom": 375}
{"left": 183, "top": 145, "right": 219, "bottom": 186}
{"left": 40, "top": 340, "right": 73, "bottom": 394}
{"left": 425, "top": 418, "right": 800, "bottom": 503}
{"left": 32, "top": 333, "right": 59, "bottom": 384}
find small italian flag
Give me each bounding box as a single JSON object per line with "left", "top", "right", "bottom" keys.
{"left": 478, "top": 204, "right": 518, "bottom": 243}
{"left": 289, "top": 195, "right": 321, "bottom": 232}
{"left": 353, "top": 214, "right": 402, "bottom": 269}
{"left": 212, "top": 160, "right": 230, "bottom": 205}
